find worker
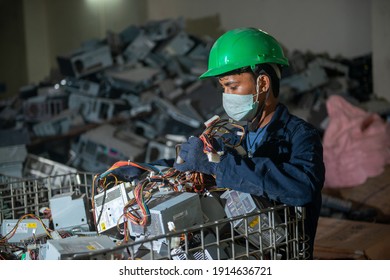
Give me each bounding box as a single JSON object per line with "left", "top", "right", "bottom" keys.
{"left": 110, "top": 27, "right": 325, "bottom": 259}
{"left": 173, "top": 27, "right": 325, "bottom": 259}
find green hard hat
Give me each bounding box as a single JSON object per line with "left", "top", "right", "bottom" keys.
{"left": 200, "top": 27, "right": 289, "bottom": 79}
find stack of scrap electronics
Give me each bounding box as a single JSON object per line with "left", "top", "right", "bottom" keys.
{"left": 0, "top": 17, "right": 224, "bottom": 176}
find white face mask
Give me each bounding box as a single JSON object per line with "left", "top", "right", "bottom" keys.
{"left": 222, "top": 77, "right": 260, "bottom": 121}
{"left": 222, "top": 93, "right": 259, "bottom": 121}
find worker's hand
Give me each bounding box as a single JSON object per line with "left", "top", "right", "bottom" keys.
{"left": 98, "top": 162, "right": 145, "bottom": 184}
{"left": 108, "top": 165, "right": 144, "bottom": 181}
{"left": 173, "top": 136, "right": 217, "bottom": 175}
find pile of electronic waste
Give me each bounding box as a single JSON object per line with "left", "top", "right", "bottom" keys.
{"left": 0, "top": 17, "right": 224, "bottom": 178}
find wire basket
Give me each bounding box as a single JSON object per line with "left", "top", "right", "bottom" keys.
{"left": 0, "top": 172, "right": 94, "bottom": 221}
{"left": 0, "top": 173, "right": 309, "bottom": 260}
{"left": 70, "top": 204, "right": 309, "bottom": 260}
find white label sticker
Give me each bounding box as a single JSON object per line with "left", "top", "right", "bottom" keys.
{"left": 6, "top": 223, "right": 28, "bottom": 234}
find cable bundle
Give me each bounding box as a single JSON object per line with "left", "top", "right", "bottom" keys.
{"left": 199, "top": 116, "right": 246, "bottom": 162}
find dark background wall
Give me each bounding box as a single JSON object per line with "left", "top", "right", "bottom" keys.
{"left": 0, "top": 0, "right": 27, "bottom": 100}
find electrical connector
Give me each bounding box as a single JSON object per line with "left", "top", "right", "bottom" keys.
{"left": 50, "top": 230, "right": 63, "bottom": 240}
{"left": 168, "top": 221, "right": 180, "bottom": 248}
{"left": 204, "top": 115, "right": 220, "bottom": 128}
{"left": 234, "top": 146, "right": 247, "bottom": 157}
{"left": 206, "top": 152, "right": 220, "bottom": 163}
{"left": 128, "top": 190, "right": 135, "bottom": 200}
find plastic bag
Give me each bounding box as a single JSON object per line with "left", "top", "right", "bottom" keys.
{"left": 323, "top": 95, "right": 390, "bottom": 187}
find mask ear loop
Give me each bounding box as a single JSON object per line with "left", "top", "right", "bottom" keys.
{"left": 248, "top": 71, "right": 270, "bottom": 131}
{"left": 254, "top": 76, "right": 261, "bottom": 103}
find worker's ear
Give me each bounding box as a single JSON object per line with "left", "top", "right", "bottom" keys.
{"left": 257, "top": 74, "right": 271, "bottom": 93}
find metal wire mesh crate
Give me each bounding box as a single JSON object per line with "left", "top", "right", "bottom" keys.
{"left": 70, "top": 204, "right": 308, "bottom": 260}
{"left": 0, "top": 171, "right": 308, "bottom": 260}
{"left": 0, "top": 172, "right": 94, "bottom": 220}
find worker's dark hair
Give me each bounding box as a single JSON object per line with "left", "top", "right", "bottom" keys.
{"left": 217, "top": 64, "right": 281, "bottom": 97}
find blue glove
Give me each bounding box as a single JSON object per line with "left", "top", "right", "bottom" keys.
{"left": 99, "top": 164, "right": 144, "bottom": 183}
{"left": 173, "top": 136, "right": 217, "bottom": 175}
{"left": 109, "top": 165, "right": 144, "bottom": 181}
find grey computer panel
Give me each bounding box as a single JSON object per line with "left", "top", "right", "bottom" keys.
{"left": 49, "top": 192, "right": 90, "bottom": 231}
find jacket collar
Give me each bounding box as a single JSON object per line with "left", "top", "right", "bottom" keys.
{"left": 247, "top": 103, "right": 290, "bottom": 134}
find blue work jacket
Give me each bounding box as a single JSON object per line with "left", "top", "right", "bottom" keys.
{"left": 215, "top": 103, "right": 325, "bottom": 259}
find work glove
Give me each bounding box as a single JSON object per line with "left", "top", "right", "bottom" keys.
{"left": 98, "top": 162, "right": 145, "bottom": 184}
{"left": 173, "top": 136, "right": 217, "bottom": 175}
{"left": 108, "top": 165, "right": 144, "bottom": 182}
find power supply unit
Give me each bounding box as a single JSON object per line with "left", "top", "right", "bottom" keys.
{"left": 0, "top": 218, "right": 50, "bottom": 244}
{"left": 220, "top": 190, "right": 286, "bottom": 248}
{"left": 45, "top": 235, "right": 116, "bottom": 260}
{"left": 128, "top": 191, "right": 203, "bottom": 239}
{"left": 93, "top": 182, "right": 130, "bottom": 237}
